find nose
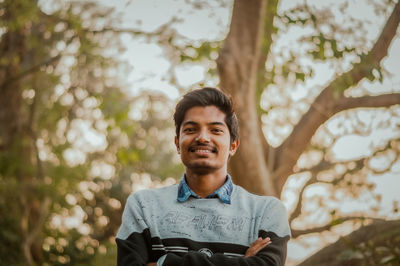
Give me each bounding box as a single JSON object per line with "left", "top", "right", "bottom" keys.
{"left": 195, "top": 129, "right": 210, "bottom": 143}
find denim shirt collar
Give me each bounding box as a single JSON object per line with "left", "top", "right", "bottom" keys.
{"left": 177, "top": 174, "right": 233, "bottom": 204}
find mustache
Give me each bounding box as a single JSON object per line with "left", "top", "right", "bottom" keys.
{"left": 188, "top": 143, "right": 217, "bottom": 152}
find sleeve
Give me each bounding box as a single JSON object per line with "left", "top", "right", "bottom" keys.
{"left": 116, "top": 193, "right": 152, "bottom": 266}
{"left": 255, "top": 198, "right": 291, "bottom": 265}
{"left": 161, "top": 198, "right": 291, "bottom": 266}
{"left": 157, "top": 254, "right": 167, "bottom": 266}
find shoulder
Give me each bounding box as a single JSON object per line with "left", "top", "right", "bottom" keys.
{"left": 233, "top": 185, "right": 290, "bottom": 230}
{"left": 231, "top": 185, "right": 291, "bottom": 237}
{"left": 233, "top": 185, "right": 284, "bottom": 207}
{"left": 126, "top": 184, "right": 179, "bottom": 204}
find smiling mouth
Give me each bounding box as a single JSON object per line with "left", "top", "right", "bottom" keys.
{"left": 189, "top": 146, "right": 217, "bottom": 153}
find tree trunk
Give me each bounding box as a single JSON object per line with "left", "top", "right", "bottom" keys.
{"left": 217, "top": 0, "right": 277, "bottom": 196}
{"left": 0, "top": 20, "right": 46, "bottom": 265}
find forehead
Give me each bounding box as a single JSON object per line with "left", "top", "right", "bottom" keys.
{"left": 182, "top": 106, "right": 227, "bottom": 125}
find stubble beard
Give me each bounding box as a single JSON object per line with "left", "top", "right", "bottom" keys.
{"left": 183, "top": 160, "right": 220, "bottom": 175}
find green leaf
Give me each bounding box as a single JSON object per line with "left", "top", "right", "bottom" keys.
{"left": 337, "top": 249, "right": 364, "bottom": 260}
{"left": 380, "top": 255, "right": 396, "bottom": 264}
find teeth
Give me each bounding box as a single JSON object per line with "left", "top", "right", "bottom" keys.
{"left": 195, "top": 149, "right": 211, "bottom": 153}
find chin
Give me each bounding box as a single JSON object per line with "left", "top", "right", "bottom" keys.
{"left": 189, "top": 168, "right": 216, "bottom": 175}
{"left": 184, "top": 163, "right": 218, "bottom": 173}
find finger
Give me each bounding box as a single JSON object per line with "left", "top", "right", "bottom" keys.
{"left": 250, "top": 238, "right": 271, "bottom": 252}
{"left": 254, "top": 237, "right": 270, "bottom": 244}
{"left": 244, "top": 239, "right": 272, "bottom": 258}
{"left": 262, "top": 237, "right": 271, "bottom": 245}
{"left": 256, "top": 238, "right": 271, "bottom": 249}
{"left": 252, "top": 241, "right": 271, "bottom": 253}
{"left": 247, "top": 238, "right": 272, "bottom": 251}
{"left": 260, "top": 237, "right": 270, "bottom": 243}
{"left": 251, "top": 237, "right": 270, "bottom": 247}
{"left": 251, "top": 237, "right": 263, "bottom": 245}
{"left": 249, "top": 240, "right": 263, "bottom": 250}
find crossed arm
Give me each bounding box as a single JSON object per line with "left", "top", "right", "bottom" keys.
{"left": 145, "top": 237, "right": 271, "bottom": 266}
{"left": 116, "top": 194, "right": 290, "bottom": 265}
{"left": 117, "top": 228, "right": 289, "bottom": 266}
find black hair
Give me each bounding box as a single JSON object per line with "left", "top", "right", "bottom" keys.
{"left": 173, "top": 87, "right": 239, "bottom": 143}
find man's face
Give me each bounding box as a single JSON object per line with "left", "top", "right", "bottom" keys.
{"left": 175, "top": 106, "right": 239, "bottom": 174}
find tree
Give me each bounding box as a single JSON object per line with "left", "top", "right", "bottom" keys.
{"left": 298, "top": 220, "right": 400, "bottom": 265}
{"left": 0, "top": 0, "right": 125, "bottom": 264}
{"left": 0, "top": 0, "right": 181, "bottom": 265}
{"left": 217, "top": 0, "right": 400, "bottom": 195}
{"left": 216, "top": 0, "right": 400, "bottom": 262}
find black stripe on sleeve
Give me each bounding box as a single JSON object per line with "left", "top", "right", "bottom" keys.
{"left": 116, "top": 228, "right": 153, "bottom": 265}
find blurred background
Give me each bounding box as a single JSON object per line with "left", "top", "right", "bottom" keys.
{"left": 0, "top": 0, "right": 399, "bottom": 265}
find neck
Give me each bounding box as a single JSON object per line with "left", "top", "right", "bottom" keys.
{"left": 185, "top": 168, "right": 227, "bottom": 198}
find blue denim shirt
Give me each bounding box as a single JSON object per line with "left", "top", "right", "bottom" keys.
{"left": 177, "top": 174, "right": 233, "bottom": 204}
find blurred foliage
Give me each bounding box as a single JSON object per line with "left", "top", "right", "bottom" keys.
{"left": 0, "top": 0, "right": 181, "bottom": 265}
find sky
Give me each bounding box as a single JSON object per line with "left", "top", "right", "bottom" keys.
{"left": 98, "top": 0, "right": 400, "bottom": 99}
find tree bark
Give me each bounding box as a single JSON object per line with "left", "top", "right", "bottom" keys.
{"left": 217, "top": 0, "right": 278, "bottom": 196}
{"left": 298, "top": 220, "right": 400, "bottom": 266}
{"left": 0, "top": 11, "right": 48, "bottom": 263}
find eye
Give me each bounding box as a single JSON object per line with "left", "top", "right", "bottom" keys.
{"left": 211, "top": 128, "right": 223, "bottom": 133}
{"left": 183, "top": 127, "right": 195, "bottom": 133}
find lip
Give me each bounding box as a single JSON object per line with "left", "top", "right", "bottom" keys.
{"left": 188, "top": 145, "right": 217, "bottom": 154}
{"left": 193, "top": 150, "right": 213, "bottom": 157}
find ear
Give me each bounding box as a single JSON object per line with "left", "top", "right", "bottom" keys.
{"left": 229, "top": 139, "right": 239, "bottom": 156}
{"left": 175, "top": 136, "right": 180, "bottom": 154}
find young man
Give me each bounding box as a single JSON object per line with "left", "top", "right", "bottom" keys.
{"left": 116, "top": 87, "right": 291, "bottom": 265}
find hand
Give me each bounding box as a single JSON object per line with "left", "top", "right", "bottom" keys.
{"left": 146, "top": 263, "right": 157, "bottom": 266}
{"left": 244, "top": 237, "right": 271, "bottom": 258}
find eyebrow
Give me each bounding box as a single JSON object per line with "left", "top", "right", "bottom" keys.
{"left": 182, "top": 121, "right": 226, "bottom": 127}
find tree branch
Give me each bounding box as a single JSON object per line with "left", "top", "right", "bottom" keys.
{"left": 289, "top": 174, "right": 317, "bottom": 222}
{"left": 272, "top": 1, "right": 400, "bottom": 192}
{"left": 1, "top": 55, "right": 61, "bottom": 88}
{"left": 298, "top": 220, "right": 400, "bottom": 266}
{"left": 24, "top": 197, "right": 51, "bottom": 247}
{"left": 290, "top": 155, "right": 335, "bottom": 222}
{"left": 89, "top": 16, "right": 182, "bottom": 43}
{"left": 290, "top": 155, "right": 372, "bottom": 223}
{"left": 334, "top": 93, "right": 400, "bottom": 112}
{"left": 291, "top": 216, "right": 385, "bottom": 238}
{"left": 366, "top": 137, "right": 400, "bottom": 175}
{"left": 289, "top": 147, "right": 397, "bottom": 237}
